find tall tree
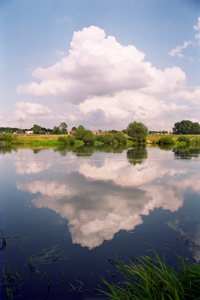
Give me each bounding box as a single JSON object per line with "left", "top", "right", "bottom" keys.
{"left": 78, "top": 125, "right": 85, "bottom": 130}
{"left": 173, "top": 120, "right": 200, "bottom": 134}
{"left": 32, "top": 124, "right": 41, "bottom": 134}
{"left": 126, "top": 121, "right": 148, "bottom": 143}
{"left": 59, "top": 122, "right": 68, "bottom": 133}
{"left": 53, "top": 126, "right": 61, "bottom": 134}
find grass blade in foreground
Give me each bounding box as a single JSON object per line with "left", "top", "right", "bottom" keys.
{"left": 99, "top": 253, "right": 200, "bottom": 299}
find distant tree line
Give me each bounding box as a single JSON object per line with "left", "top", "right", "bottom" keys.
{"left": 149, "top": 131, "right": 168, "bottom": 134}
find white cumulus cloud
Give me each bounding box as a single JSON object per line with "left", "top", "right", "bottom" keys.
{"left": 14, "top": 25, "right": 200, "bottom": 130}
{"left": 14, "top": 101, "right": 53, "bottom": 120}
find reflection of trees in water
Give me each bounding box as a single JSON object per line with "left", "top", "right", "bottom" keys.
{"left": 0, "top": 146, "right": 18, "bottom": 155}
{"left": 33, "top": 149, "right": 41, "bottom": 154}
{"left": 158, "top": 145, "right": 173, "bottom": 151}
{"left": 73, "top": 146, "right": 94, "bottom": 157}
{"left": 97, "top": 144, "right": 127, "bottom": 153}
{"left": 173, "top": 147, "right": 200, "bottom": 159}
{"left": 54, "top": 145, "right": 128, "bottom": 156}
{"left": 127, "top": 147, "right": 147, "bottom": 165}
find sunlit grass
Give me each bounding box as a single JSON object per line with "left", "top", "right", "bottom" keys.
{"left": 99, "top": 253, "right": 200, "bottom": 299}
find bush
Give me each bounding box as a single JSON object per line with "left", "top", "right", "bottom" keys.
{"left": 72, "top": 129, "right": 94, "bottom": 144}
{"left": 113, "top": 132, "right": 127, "bottom": 144}
{"left": 158, "top": 136, "right": 174, "bottom": 145}
{"left": 57, "top": 136, "right": 75, "bottom": 145}
{"left": 0, "top": 133, "right": 19, "bottom": 145}
{"left": 177, "top": 136, "right": 190, "bottom": 144}
{"left": 1, "top": 133, "right": 13, "bottom": 143}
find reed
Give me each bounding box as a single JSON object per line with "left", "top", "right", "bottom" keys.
{"left": 99, "top": 252, "right": 200, "bottom": 299}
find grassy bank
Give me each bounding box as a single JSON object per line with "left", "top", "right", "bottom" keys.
{"left": 1, "top": 133, "right": 200, "bottom": 149}
{"left": 100, "top": 253, "right": 200, "bottom": 299}
{"left": 147, "top": 134, "right": 200, "bottom": 144}
{"left": 0, "top": 134, "right": 135, "bottom": 148}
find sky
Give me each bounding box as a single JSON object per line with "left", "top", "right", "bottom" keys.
{"left": 1, "top": 0, "right": 200, "bottom": 132}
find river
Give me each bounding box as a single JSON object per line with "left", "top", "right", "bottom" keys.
{"left": 1, "top": 145, "right": 200, "bottom": 299}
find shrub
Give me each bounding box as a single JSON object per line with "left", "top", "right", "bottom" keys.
{"left": 57, "top": 135, "right": 75, "bottom": 145}
{"left": 1, "top": 133, "right": 13, "bottom": 143}
{"left": 177, "top": 136, "right": 190, "bottom": 144}
{"left": 158, "top": 136, "right": 174, "bottom": 145}
{"left": 72, "top": 129, "right": 94, "bottom": 143}
{"left": 102, "top": 133, "right": 114, "bottom": 144}
{"left": 113, "top": 132, "right": 127, "bottom": 144}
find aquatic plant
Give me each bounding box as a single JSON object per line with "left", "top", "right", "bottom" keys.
{"left": 99, "top": 252, "right": 200, "bottom": 299}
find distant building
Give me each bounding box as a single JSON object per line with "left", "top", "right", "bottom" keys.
{"left": 25, "top": 130, "right": 33, "bottom": 134}
{"left": 68, "top": 131, "right": 74, "bottom": 135}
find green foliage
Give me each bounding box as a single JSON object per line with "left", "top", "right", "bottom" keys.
{"left": 126, "top": 139, "right": 134, "bottom": 147}
{"left": 158, "top": 136, "right": 174, "bottom": 145}
{"left": 95, "top": 133, "right": 114, "bottom": 144}
{"left": 53, "top": 126, "right": 61, "bottom": 134}
{"left": 173, "top": 120, "right": 200, "bottom": 134}
{"left": 177, "top": 136, "right": 191, "bottom": 144}
{"left": 73, "top": 129, "right": 94, "bottom": 144}
{"left": 0, "top": 133, "right": 20, "bottom": 146}
{"left": 71, "top": 126, "right": 77, "bottom": 131}
{"left": 100, "top": 253, "right": 200, "bottom": 300}
{"left": 113, "top": 132, "right": 127, "bottom": 144}
{"left": 78, "top": 125, "right": 85, "bottom": 130}
{"left": 192, "top": 137, "right": 200, "bottom": 145}
{"left": 126, "top": 121, "right": 148, "bottom": 144}
{"left": 74, "top": 140, "right": 84, "bottom": 147}
{"left": 57, "top": 135, "right": 75, "bottom": 145}
{"left": 1, "top": 133, "right": 13, "bottom": 143}
{"left": 59, "top": 122, "right": 68, "bottom": 133}
{"left": 0, "top": 127, "right": 19, "bottom": 133}
{"left": 32, "top": 124, "right": 41, "bottom": 134}
{"left": 93, "top": 141, "right": 104, "bottom": 146}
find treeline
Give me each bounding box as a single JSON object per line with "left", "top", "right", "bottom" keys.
{"left": 58, "top": 129, "right": 128, "bottom": 146}
{"left": 149, "top": 131, "right": 168, "bottom": 134}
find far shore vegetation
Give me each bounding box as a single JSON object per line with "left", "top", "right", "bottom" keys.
{"left": 1, "top": 119, "right": 200, "bottom": 149}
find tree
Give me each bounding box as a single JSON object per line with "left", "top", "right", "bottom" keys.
{"left": 78, "top": 125, "right": 85, "bottom": 130}
{"left": 71, "top": 126, "right": 77, "bottom": 131}
{"left": 32, "top": 124, "right": 41, "bottom": 134}
{"left": 173, "top": 120, "right": 200, "bottom": 134}
{"left": 73, "top": 129, "right": 94, "bottom": 144}
{"left": 59, "top": 122, "right": 68, "bottom": 133}
{"left": 53, "top": 126, "right": 61, "bottom": 134}
{"left": 126, "top": 121, "right": 148, "bottom": 143}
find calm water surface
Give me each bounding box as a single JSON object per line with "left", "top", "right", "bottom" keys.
{"left": 1, "top": 146, "right": 200, "bottom": 299}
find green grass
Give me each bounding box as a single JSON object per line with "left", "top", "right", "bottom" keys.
{"left": 100, "top": 253, "right": 200, "bottom": 299}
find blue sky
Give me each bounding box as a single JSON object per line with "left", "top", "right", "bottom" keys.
{"left": 1, "top": 0, "right": 200, "bottom": 131}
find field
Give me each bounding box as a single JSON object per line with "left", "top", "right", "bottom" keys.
{"left": 147, "top": 133, "right": 200, "bottom": 143}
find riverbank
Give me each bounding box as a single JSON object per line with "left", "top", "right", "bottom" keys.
{"left": 1, "top": 133, "right": 200, "bottom": 148}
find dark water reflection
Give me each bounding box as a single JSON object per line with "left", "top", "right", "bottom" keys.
{"left": 1, "top": 145, "right": 200, "bottom": 299}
